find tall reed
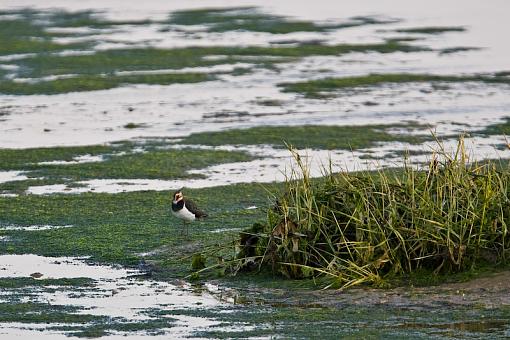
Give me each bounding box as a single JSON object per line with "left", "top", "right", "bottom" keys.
{"left": 238, "top": 137, "right": 510, "bottom": 288}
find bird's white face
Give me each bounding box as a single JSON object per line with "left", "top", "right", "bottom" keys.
{"left": 173, "top": 191, "right": 183, "bottom": 203}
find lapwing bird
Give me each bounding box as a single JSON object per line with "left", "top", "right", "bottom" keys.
{"left": 171, "top": 189, "right": 207, "bottom": 236}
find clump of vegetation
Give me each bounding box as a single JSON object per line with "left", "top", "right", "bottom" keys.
{"left": 233, "top": 138, "right": 510, "bottom": 288}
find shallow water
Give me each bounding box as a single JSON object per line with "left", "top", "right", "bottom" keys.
{"left": 1, "top": 0, "right": 510, "bottom": 149}
{"left": 0, "top": 254, "right": 230, "bottom": 339}
{"left": 24, "top": 135, "right": 510, "bottom": 194}
{"left": 0, "top": 171, "right": 28, "bottom": 184}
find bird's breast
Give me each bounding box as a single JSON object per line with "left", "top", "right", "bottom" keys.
{"left": 172, "top": 200, "right": 184, "bottom": 212}
{"left": 171, "top": 204, "right": 196, "bottom": 221}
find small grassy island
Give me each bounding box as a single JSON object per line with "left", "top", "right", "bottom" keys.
{"left": 223, "top": 139, "right": 510, "bottom": 289}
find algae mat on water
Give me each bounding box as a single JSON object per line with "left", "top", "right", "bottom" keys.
{"left": 166, "top": 7, "right": 398, "bottom": 33}
{"left": 0, "top": 141, "right": 254, "bottom": 193}
{"left": 0, "top": 183, "right": 269, "bottom": 268}
{"left": 279, "top": 73, "right": 510, "bottom": 98}
{"left": 181, "top": 123, "right": 430, "bottom": 150}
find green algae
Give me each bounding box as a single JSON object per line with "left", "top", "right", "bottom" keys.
{"left": 0, "top": 141, "right": 254, "bottom": 194}
{"left": 167, "top": 7, "right": 397, "bottom": 34}
{"left": 0, "top": 277, "right": 95, "bottom": 289}
{"left": 14, "top": 42, "right": 425, "bottom": 78}
{"left": 0, "top": 301, "right": 177, "bottom": 338}
{"left": 0, "top": 183, "right": 269, "bottom": 270}
{"left": 180, "top": 124, "right": 430, "bottom": 150}
{"left": 0, "top": 72, "right": 213, "bottom": 95}
{"left": 28, "top": 147, "right": 253, "bottom": 181}
{"left": 0, "top": 12, "right": 93, "bottom": 55}
{"left": 150, "top": 304, "right": 510, "bottom": 339}
{"left": 0, "top": 302, "right": 102, "bottom": 324}
{"left": 0, "top": 7, "right": 429, "bottom": 95}
{"left": 479, "top": 117, "right": 510, "bottom": 136}
{"left": 1, "top": 41, "right": 427, "bottom": 94}
{"left": 0, "top": 144, "right": 113, "bottom": 170}
{"left": 279, "top": 73, "right": 510, "bottom": 98}
{"left": 439, "top": 46, "right": 481, "bottom": 55}
{"left": 394, "top": 26, "right": 466, "bottom": 34}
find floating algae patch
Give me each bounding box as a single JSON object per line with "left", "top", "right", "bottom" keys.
{"left": 0, "top": 183, "right": 268, "bottom": 268}
{"left": 439, "top": 46, "right": 482, "bottom": 55}
{"left": 35, "top": 9, "right": 154, "bottom": 29}
{"left": 279, "top": 73, "right": 510, "bottom": 98}
{"left": 180, "top": 124, "right": 430, "bottom": 150}
{"left": 12, "top": 47, "right": 255, "bottom": 78}
{"left": 0, "top": 277, "right": 95, "bottom": 289}
{"left": 166, "top": 7, "right": 398, "bottom": 34}
{"left": 0, "top": 72, "right": 213, "bottom": 95}
{"left": 0, "top": 141, "right": 254, "bottom": 194}
{"left": 479, "top": 116, "right": 510, "bottom": 136}
{"left": 0, "top": 178, "right": 72, "bottom": 195}
{"left": 25, "top": 147, "right": 254, "bottom": 180}
{"left": 0, "top": 11, "right": 95, "bottom": 56}
{"left": 12, "top": 41, "right": 427, "bottom": 78}
{"left": 394, "top": 26, "right": 466, "bottom": 34}
{"left": 0, "top": 144, "right": 114, "bottom": 170}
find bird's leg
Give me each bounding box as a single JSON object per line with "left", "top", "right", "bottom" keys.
{"left": 184, "top": 220, "right": 189, "bottom": 238}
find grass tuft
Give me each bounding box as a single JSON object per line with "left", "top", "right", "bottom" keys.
{"left": 232, "top": 137, "right": 510, "bottom": 288}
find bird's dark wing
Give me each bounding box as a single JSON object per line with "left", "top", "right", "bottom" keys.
{"left": 185, "top": 199, "right": 208, "bottom": 218}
